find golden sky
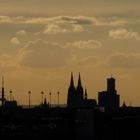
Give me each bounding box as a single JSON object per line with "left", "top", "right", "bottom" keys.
{"left": 0, "top": 0, "right": 140, "bottom": 106}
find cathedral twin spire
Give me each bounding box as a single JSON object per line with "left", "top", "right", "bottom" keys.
{"left": 78, "top": 73, "right": 82, "bottom": 87}
{"left": 67, "top": 72, "right": 88, "bottom": 107}
{"left": 70, "top": 72, "right": 74, "bottom": 87}
{"left": 69, "top": 72, "right": 87, "bottom": 99}
{"left": 70, "top": 72, "right": 82, "bottom": 88}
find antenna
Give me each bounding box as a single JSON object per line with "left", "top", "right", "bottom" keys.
{"left": 1, "top": 76, "right": 5, "bottom": 107}
{"left": 2, "top": 76, "right": 4, "bottom": 88}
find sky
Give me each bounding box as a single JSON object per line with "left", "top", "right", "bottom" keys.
{"left": 0, "top": 0, "right": 140, "bottom": 106}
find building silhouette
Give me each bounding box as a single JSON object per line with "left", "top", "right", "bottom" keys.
{"left": 2, "top": 73, "right": 140, "bottom": 139}
{"left": 67, "top": 73, "right": 97, "bottom": 108}
{"left": 0, "top": 76, "right": 6, "bottom": 107}
{"left": 0, "top": 77, "right": 19, "bottom": 109}
{"left": 98, "top": 76, "right": 120, "bottom": 110}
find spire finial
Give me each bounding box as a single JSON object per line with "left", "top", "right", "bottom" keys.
{"left": 70, "top": 72, "right": 74, "bottom": 87}
{"left": 78, "top": 72, "right": 82, "bottom": 87}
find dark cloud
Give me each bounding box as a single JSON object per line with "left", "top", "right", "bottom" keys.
{"left": 61, "top": 16, "right": 95, "bottom": 25}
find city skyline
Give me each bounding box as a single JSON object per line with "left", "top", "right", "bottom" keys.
{"left": 0, "top": 73, "right": 119, "bottom": 110}
{"left": 0, "top": 73, "right": 125, "bottom": 108}
{"left": 0, "top": 0, "right": 140, "bottom": 106}
{"left": 0, "top": 73, "right": 109, "bottom": 105}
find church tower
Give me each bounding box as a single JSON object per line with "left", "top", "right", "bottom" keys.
{"left": 67, "top": 73, "right": 76, "bottom": 107}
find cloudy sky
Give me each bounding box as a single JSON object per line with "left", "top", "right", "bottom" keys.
{"left": 0, "top": 0, "right": 140, "bottom": 106}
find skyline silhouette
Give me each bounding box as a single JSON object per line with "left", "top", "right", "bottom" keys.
{"left": 0, "top": 73, "right": 120, "bottom": 109}
{"left": 0, "top": 73, "right": 140, "bottom": 139}
{"left": 0, "top": 73, "right": 136, "bottom": 107}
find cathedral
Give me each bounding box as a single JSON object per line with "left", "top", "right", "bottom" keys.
{"left": 67, "top": 73, "right": 97, "bottom": 108}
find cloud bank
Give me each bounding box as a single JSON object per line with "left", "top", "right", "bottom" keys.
{"left": 0, "top": 15, "right": 130, "bottom": 26}
{"left": 109, "top": 28, "right": 140, "bottom": 41}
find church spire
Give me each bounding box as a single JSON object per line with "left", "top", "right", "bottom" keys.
{"left": 76, "top": 73, "right": 84, "bottom": 100}
{"left": 67, "top": 73, "right": 76, "bottom": 108}
{"left": 70, "top": 72, "right": 74, "bottom": 87}
{"left": 78, "top": 72, "right": 82, "bottom": 87}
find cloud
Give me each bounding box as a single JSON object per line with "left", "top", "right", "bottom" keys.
{"left": 0, "top": 16, "right": 135, "bottom": 36}
{"left": 78, "top": 56, "right": 100, "bottom": 67}
{"left": 0, "top": 16, "right": 13, "bottom": 23}
{"left": 72, "top": 24, "right": 84, "bottom": 32}
{"left": 18, "top": 39, "right": 70, "bottom": 68}
{"left": 109, "top": 28, "right": 140, "bottom": 41}
{"left": 43, "top": 23, "right": 84, "bottom": 34}
{"left": 17, "top": 16, "right": 95, "bottom": 25}
{"left": 16, "top": 39, "right": 102, "bottom": 69}
{"left": 106, "top": 53, "right": 140, "bottom": 68}
{"left": 67, "top": 40, "right": 102, "bottom": 49}
{"left": 97, "top": 17, "right": 129, "bottom": 26}
{"left": 10, "top": 37, "right": 20, "bottom": 45}
{"left": 16, "top": 30, "right": 27, "bottom": 36}
{"left": 60, "top": 16, "right": 95, "bottom": 25}
{"left": 0, "top": 16, "right": 49, "bottom": 25}
{"left": 0, "top": 39, "right": 102, "bottom": 70}
{"left": 43, "top": 24, "right": 69, "bottom": 34}
{"left": 58, "top": 16, "right": 128, "bottom": 26}
{"left": 0, "top": 15, "right": 130, "bottom": 26}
